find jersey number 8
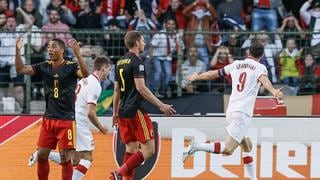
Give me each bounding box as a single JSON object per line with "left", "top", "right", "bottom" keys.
{"left": 54, "top": 79, "right": 59, "bottom": 98}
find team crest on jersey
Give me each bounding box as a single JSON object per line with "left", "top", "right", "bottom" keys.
{"left": 112, "top": 121, "right": 160, "bottom": 179}
{"left": 139, "top": 65, "right": 144, "bottom": 72}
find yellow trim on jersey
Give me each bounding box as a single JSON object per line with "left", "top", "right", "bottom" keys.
{"left": 72, "top": 121, "right": 76, "bottom": 147}
{"left": 137, "top": 110, "right": 150, "bottom": 140}
{"left": 66, "top": 61, "right": 76, "bottom": 65}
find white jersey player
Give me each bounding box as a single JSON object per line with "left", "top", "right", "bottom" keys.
{"left": 182, "top": 41, "right": 283, "bottom": 180}
{"left": 28, "top": 56, "right": 112, "bottom": 180}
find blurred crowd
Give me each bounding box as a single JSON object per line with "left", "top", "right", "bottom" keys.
{"left": 1, "top": 0, "right": 320, "bottom": 112}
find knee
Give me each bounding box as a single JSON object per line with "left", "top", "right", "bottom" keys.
{"left": 144, "top": 146, "right": 155, "bottom": 159}
{"left": 222, "top": 147, "right": 235, "bottom": 156}
{"left": 60, "top": 151, "right": 71, "bottom": 162}
{"left": 37, "top": 151, "right": 49, "bottom": 161}
{"left": 243, "top": 143, "right": 253, "bottom": 153}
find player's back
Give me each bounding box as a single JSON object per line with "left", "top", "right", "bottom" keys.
{"left": 75, "top": 74, "right": 101, "bottom": 126}
{"left": 225, "top": 58, "right": 268, "bottom": 116}
{"left": 115, "top": 52, "right": 147, "bottom": 118}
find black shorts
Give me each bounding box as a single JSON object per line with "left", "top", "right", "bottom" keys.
{"left": 0, "top": 65, "right": 24, "bottom": 88}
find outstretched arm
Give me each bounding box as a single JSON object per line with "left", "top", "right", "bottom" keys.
{"left": 187, "top": 70, "right": 220, "bottom": 82}
{"left": 15, "top": 36, "right": 34, "bottom": 75}
{"left": 258, "top": 74, "right": 283, "bottom": 98}
{"left": 134, "top": 78, "right": 176, "bottom": 116}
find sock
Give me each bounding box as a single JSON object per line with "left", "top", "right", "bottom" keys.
{"left": 72, "top": 159, "right": 92, "bottom": 180}
{"left": 243, "top": 152, "right": 256, "bottom": 180}
{"left": 61, "top": 160, "right": 73, "bottom": 180}
{"left": 123, "top": 152, "right": 135, "bottom": 180}
{"left": 194, "top": 141, "right": 225, "bottom": 154}
{"left": 37, "top": 159, "right": 49, "bottom": 180}
{"left": 117, "top": 151, "right": 144, "bottom": 176}
{"left": 49, "top": 151, "right": 61, "bottom": 164}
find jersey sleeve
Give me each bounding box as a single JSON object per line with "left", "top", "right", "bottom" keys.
{"left": 71, "top": 62, "right": 80, "bottom": 77}
{"left": 223, "top": 62, "right": 235, "bottom": 75}
{"left": 257, "top": 64, "right": 268, "bottom": 79}
{"left": 87, "top": 86, "right": 101, "bottom": 105}
{"left": 31, "top": 61, "right": 45, "bottom": 76}
{"left": 114, "top": 65, "right": 120, "bottom": 82}
{"left": 132, "top": 59, "right": 145, "bottom": 78}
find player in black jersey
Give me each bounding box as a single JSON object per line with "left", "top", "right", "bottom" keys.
{"left": 15, "top": 36, "right": 89, "bottom": 180}
{"left": 109, "top": 31, "right": 176, "bottom": 180}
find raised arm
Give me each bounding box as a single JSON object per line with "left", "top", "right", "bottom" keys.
{"left": 15, "top": 36, "right": 35, "bottom": 75}
{"left": 134, "top": 78, "right": 176, "bottom": 116}
{"left": 87, "top": 103, "right": 108, "bottom": 134}
{"left": 258, "top": 74, "right": 283, "bottom": 98}
{"left": 68, "top": 38, "right": 89, "bottom": 78}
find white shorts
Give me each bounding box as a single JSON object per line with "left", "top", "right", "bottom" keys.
{"left": 76, "top": 124, "right": 94, "bottom": 152}
{"left": 225, "top": 112, "right": 251, "bottom": 144}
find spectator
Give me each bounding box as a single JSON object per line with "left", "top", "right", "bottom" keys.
{"left": 43, "top": 0, "right": 76, "bottom": 26}
{"left": 210, "top": 46, "right": 233, "bottom": 85}
{"left": 149, "top": 18, "right": 182, "bottom": 97}
{"left": 278, "top": 14, "right": 305, "bottom": 47}
{"left": 242, "top": 33, "right": 283, "bottom": 82}
{"left": 128, "top": 9, "right": 157, "bottom": 44}
{"left": 217, "top": 0, "right": 246, "bottom": 31}
{"left": 104, "top": 18, "right": 126, "bottom": 63}
{"left": 0, "top": 16, "right": 24, "bottom": 111}
{"left": 99, "top": 0, "right": 126, "bottom": 29}
{"left": 74, "top": 0, "right": 101, "bottom": 29}
{"left": 300, "top": 0, "right": 320, "bottom": 57}
{"left": 73, "top": 0, "right": 102, "bottom": 45}
{"left": 181, "top": 46, "right": 207, "bottom": 94}
{"left": 16, "top": 0, "right": 43, "bottom": 28}
{"left": 0, "top": 11, "right": 6, "bottom": 28}
{"left": 0, "top": 0, "right": 13, "bottom": 17}
{"left": 250, "top": 0, "right": 284, "bottom": 31}
{"left": 222, "top": 33, "right": 242, "bottom": 59}
{"left": 279, "top": 38, "right": 302, "bottom": 87}
{"left": 298, "top": 54, "right": 320, "bottom": 95}
{"left": 65, "top": 0, "right": 81, "bottom": 13}
{"left": 41, "top": 9, "right": 72, "bottom": 47}
{"left": 156, "top": 0, "right": 187, "bottom": 30}
{"left": 79, "top": 43, "right": 93, "bottom": 71}
{"left": 183, "top": 0, "right": 220, "bottom": 65}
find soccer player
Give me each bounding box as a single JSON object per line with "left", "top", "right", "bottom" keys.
{"left": 28, "top": 56, "right": 112, "bottom": 179}
{"left": 109, "top": 30, "right": 176, "bottom": 180}
{"left": 182, "top": 41, "right": 283, "bottom": 180}
{"left": 15, "top": 36, "right": 89, "bottom": 180}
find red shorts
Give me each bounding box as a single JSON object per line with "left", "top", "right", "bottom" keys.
{"left": 37, "top": 118, "right": 76, "bottom": 150}
{"left": 119, "top": 110, "right": 154, "bottom": 144}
